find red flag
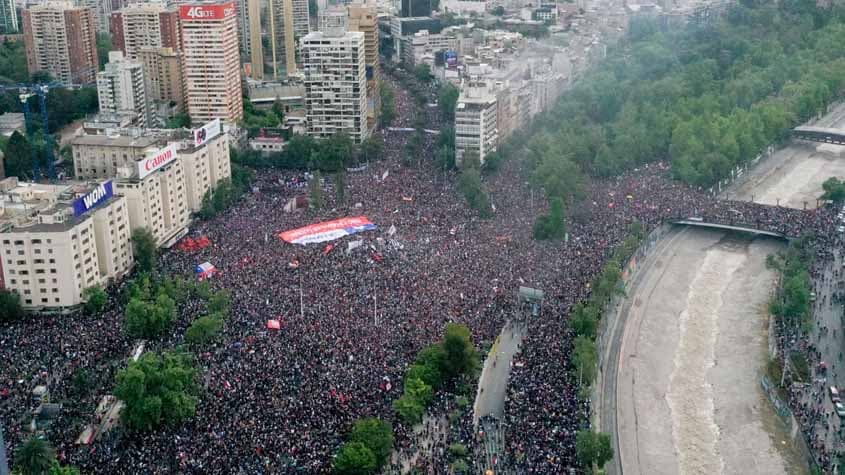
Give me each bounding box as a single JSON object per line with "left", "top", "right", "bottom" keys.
{"left": 323, "top": 243, "right": 335, "bottom": 256}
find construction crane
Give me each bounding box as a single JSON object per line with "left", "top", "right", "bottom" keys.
{"left": 0, "top": 82, "right": 70, "bottom": 180}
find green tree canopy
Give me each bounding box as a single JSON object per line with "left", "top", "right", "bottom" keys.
{"left": 442, "top": 323, "right": 479, "bottom": 381}
{"left": 0, "top": 288, "right": 23, "bottom": 322}
{"left": 349, "top": 418, "right": 394, "bottom": 468}
{"left": 14, "top": 436, "right": 56, "bottom": 475}
{"left": 185, "top": 314, "right": 224, "bottom": 345}
{"left": 333, "top": 441, "right": 377, "bottom": 474}
{"left": 83, "top": 285, "right": 108, "bottom": 315}
{"left": 438, "top": 83, "right": 460, "bottom": 121}
{"left": 124, "top": 291, "right": 176, "bottom": 339}
{"left": 131, "top": 228, "right": 158, "bottom": 273}
{"left": 822, "top": 177, "right": 845, "bottom": 202}
{"left": 114, "top": 351, "right": 198, "bottom": 432}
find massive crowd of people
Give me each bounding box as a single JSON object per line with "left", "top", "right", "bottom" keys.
{"left": 1, "top": 77, "right": 839, "bottom": 474}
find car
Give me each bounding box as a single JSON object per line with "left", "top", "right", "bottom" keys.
{"left": 835, "top": 401, "right": 845, "bottom": 418}
{"left": 838, "top": 226, "right": 845, "bottom": 233}
{"left": 811, "top": 292, "right": 817, "bottom": 302}
{"left": 831, "top": 386, "right": 841, "bottom": 403}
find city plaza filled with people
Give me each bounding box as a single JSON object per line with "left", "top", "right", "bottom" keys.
{"left": 1, "top": 79, "right": 840, "bottom": 473}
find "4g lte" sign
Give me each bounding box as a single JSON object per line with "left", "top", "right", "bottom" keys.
{"left": 179, "top": 3, "right": 235, "bottom": 21}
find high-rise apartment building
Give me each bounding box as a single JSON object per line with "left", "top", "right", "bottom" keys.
{"left": 179, "top": 2, "right": 243, "bottom": 124}
{"left": 0, "top": 0, "right": 18, "bottom": 33}
{"left": 97, "top": 51, "right": 149, "bottom": 127}
{"left": 455, "top": 81, "right": 498, "bottom": 165}
{"left": 23, "top": 2, "right": 98, "bottom": 85}
{"left": 0, "top": 178, "right": 133, "bottom": 308}
{"left": 347, "top": 3, "right": 380, "bottom": 135}
{"left": 77, "top": 0, "right": 121, "bottom": 33}
{"left": 138, "top": 46, "right": 185, "bottom": 123}
{"left": 302, "top": 10, "right": 368, "bottom": 143}
{"left": 111, "top": 3, "right": 181, "bottom": 60}
{"left": 272, "top": 0, "right": 308, "bottom": 73}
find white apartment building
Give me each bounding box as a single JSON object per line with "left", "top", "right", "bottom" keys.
{"left": 0, "top": 178, "right": 132, "bottom": 308}
{"left": 301, "top": 11, "right": 369, "bottom": 143}
{"left": 455, "top": 81, "right": 498, "bottom": 165}
{"left": 97, "top": 51, "right": 150, "bottom": 127}
{"left": 179, "top": 2, "right": 244, "bottom": 124}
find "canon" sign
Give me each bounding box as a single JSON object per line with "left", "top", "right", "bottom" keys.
{"left": 137, "top": 144, "right": 178, "bottom": 179}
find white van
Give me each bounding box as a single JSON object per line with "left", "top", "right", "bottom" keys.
{"left": 831, "top": 386, "right": 841, "bottom": 403}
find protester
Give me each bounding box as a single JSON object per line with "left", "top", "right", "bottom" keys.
{"left": 0, "top": 79, "right": 834, "bottom": 474}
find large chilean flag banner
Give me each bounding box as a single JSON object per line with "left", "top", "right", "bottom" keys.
{"left": 278, "top": 217, "right": 377, "bottom": 245}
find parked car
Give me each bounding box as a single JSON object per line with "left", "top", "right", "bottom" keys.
{"left": 831, "top": 385, "right": 841, "bottom": 403}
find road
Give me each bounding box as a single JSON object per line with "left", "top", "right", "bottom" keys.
{"left": 473, "top": 321, "right": 526, "bottom": 424}
{"left": 472, "top": 320, "right": 526, "bottom": 474}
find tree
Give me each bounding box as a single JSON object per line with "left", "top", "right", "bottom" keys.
{"left": 533, "top": 197, "right": 566, "bottom": 240}
{"left": 414, "top": 64, "right": 432, "bottom": 83}
{"left": 491, "top": 5, "right": 505, "bottom": 15}
{"left": 114, "top": 351, "right": 198, "bottom": 431}
{"left": 0, "top": 289, "right": 23, "bottom": 322}
{"left": 594, "top": 432, "right": 614, "bottom": 469}
{"left": 48, "top": 461, "right": 81, "bottom": 475}
{"left": 333, "top": 442, "right": 377, "bottom": 474}
{"left": 822, "top": 177, "right": 845, "bottom": 202}
{"left": 83, "top": 285, "right": 108, "bottom": 314}
{"left": 208, "top": 290, "right": 231, "bottom": 316}
{"left": 438, "top": 83, "right": 460, "bottom": 121}
{"left": 575, "top": 430, "right": 614, "bottom": 470}
{"left": 0, "top": 39, "right": 29, "bottom": 83}
{"left": 165, "top": 113, "right": 191, "bottom": 129}
{"left": 570, "top": 303, "right": 599, "bottom": 339}
{"left": 359, "top": 136, "right": 384, "bottom": 163}
{"left": 4, "top": 131, "right": 34, "bottom": 178}
{"left": 575, "top": 429, "right": 596, "bottom": 469}
{"left": 573, "top": 336, "right": 597, "bottom": 386}
{"left": 310, "top": 170, "right": 324, "bottom": 210}
{"left": 457, "top": 168, "right": 492, "bottom": 217}
{"left": 442, "top": 323, "right": 479, "bottom": 381}
{"left": 349, "top": 418, "right": 394, "bottom": 468}
{"left": 379, "top": 84, "right": 396, "bottom": 127}
{"left": 124, "top": 292, "right": 176, "bottom": 339}
{"left": 272, "top": 97, "right": 286, "bottom": 124}
{"left": 14, "top": 436, "right": 56, "bottom": 475}
{"left": 131, "top": 228, "right": 158, "bottom": 273}
{"left": 393, "top": 393, "right": 425, "bottom": 424}
{"left": 185, "top": 314, "right": 224, "bottom": 345}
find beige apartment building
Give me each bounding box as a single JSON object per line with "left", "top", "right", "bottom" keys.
{"left": 111, "top": 3, "right": 182, "bottom": 60}
{"left": 114, "top": 145, "right": 190, "bottom": 247}
{"left": 347, "top": 4, "right": 380, "bottom": 134}
{"left": 23, "top": 2, "right": 98, "bottom": 85}
{"left": 0, "top": 179, "right": 132, "bottom": 308}
{"left": 72, "top": 125, "right": 231, "bottom": 245}
{"left": 179, "top": 2, "right": 243, "bottom": 124}
{"left": 139, "top": 47, "right": 185, "bottom": 123}
{"left": 71, "top": 133, "right": 161, "bottom": 179}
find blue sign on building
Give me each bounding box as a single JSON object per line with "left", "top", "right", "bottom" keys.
{"left": 73, "top": 181, "right": 113, "bottom": 217}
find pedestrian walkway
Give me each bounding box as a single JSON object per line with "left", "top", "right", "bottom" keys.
{"left": 472, "top": 320, "right": 526, "bottom": 474}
